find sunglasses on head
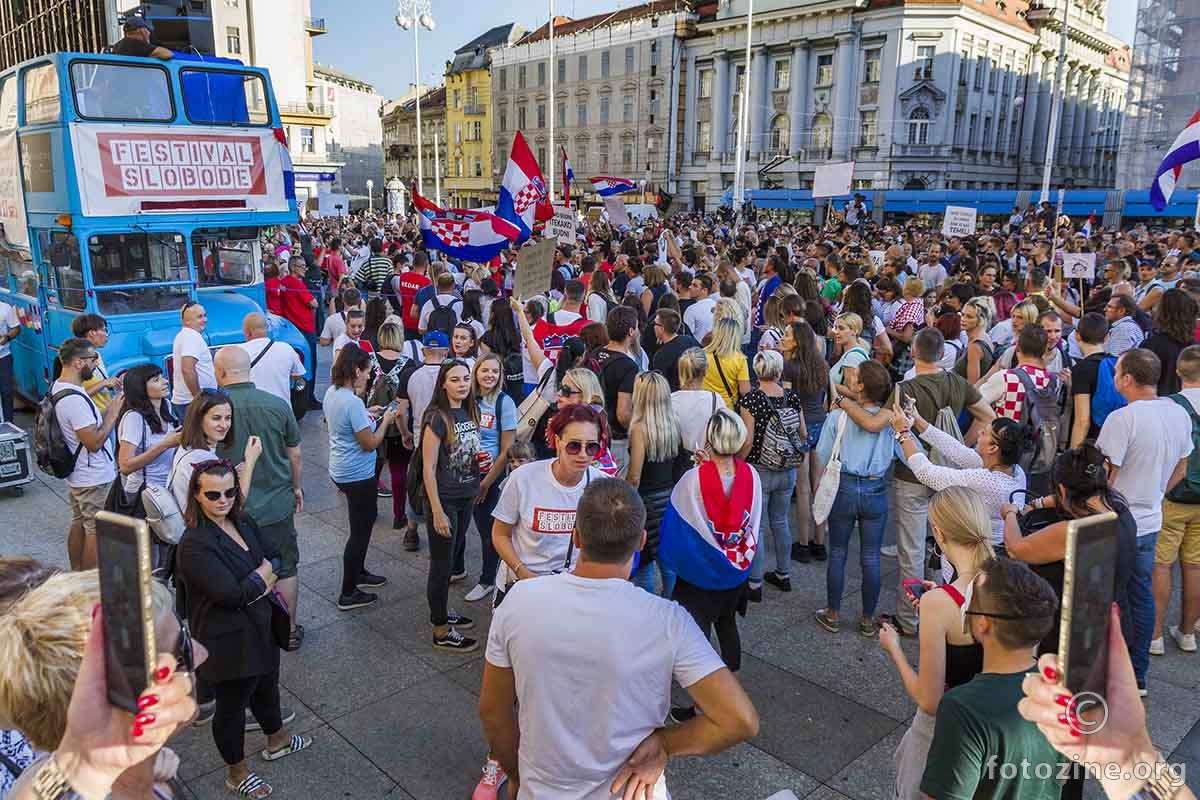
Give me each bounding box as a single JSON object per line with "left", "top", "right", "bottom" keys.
{"left": 200, "top": 387, "right": 230, "bottom": 399}
{"left": 563, "top": 439, "right": 601, "bottom": 457}
{"left": 202, "top": 488, "right": 238, "bottom": 501}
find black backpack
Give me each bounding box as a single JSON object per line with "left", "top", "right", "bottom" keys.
{"left": 589, "top": 291, "right": 616, "bottom": 318}
{"left": 35, "top": 388, "right": 95, "bottom": 479}
{"left": 426, "top": 295, "right": 457, "bottom": 336}
{"left": 502, "top": 350, "right": 525, "bottom": 401}
{"left": 1013, "top": 368, "right": 1061, "bottom": 477}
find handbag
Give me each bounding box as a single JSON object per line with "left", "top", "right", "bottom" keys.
{"left": 267, "top": 589, "right": 292, "bottom": 650}
{"left": 143, "top": 453, "right": 187, "bottom": 545}
{"left": 811, "top": 411, "right": 848, "bottom": 526}
{"left": 514, "top": 365, "right": 555, "bottom": 443}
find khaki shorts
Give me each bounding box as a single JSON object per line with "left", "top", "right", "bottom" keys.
{"left": 1156, "top": 499, "right": 1200, "bottom": 566}
{"left": 257, "top": 517, "right": 299, "bottom": 579}
{"left": 68, "top": 484, "right": 110, "bottom": 536}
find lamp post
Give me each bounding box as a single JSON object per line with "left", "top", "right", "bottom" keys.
{"left": 366, "top": 179, "right": 374, "bottom": 213}
{"left": 396, "top": 0, "right": 436, "bottom": 198}
{"left": 732, "top": 0, "right": 754, "bottom": 219}
{"left": 1025, "top": 0, "right": 1068, "bottom": 204}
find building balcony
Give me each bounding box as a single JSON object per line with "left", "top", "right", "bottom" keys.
{"left": 305, "top": 17, "right": 327, "bottom": 35}
{"left": 279, "top": 101, "right": 333, "bottom": 121}
{"left": 894, "top": 143, "right": 952, "bottom": 158}
{"left": 463, "top": 104, "right": 486, "bottom": 116}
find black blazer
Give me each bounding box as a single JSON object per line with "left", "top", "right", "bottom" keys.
{"left": 176, "top": 515, "right": 281, "bottom": 684}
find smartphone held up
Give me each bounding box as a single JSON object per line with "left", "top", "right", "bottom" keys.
{"left": 1057, "top": 511, "right": 1121, "bottom": 702}
{"left": 95, "top": 510, "right": 157, "bottom": 713}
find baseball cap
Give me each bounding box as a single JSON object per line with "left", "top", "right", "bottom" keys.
{"left": 123, "top": 16, "right": 153, "bottom": 31}
{"left": 422, "top": 330, "right": 449, "bottom": 349}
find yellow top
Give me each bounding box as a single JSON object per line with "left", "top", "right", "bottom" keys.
{"left": 82, "top": 353, "right": 112, "bottom": 412}
{"left": 703, "top": 351, "right": 749, "bottom": 410}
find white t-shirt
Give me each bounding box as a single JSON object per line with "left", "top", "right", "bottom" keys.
{"left": 492, "top": 459, "right": 606, "bottom": 584}
{"left": 169, "top": 446, "right": 218, "bottom": 510}
{"left": 684, "top": 296, "right": 717, "bottom": 343}
{"left": 50, "top": 380, "right": 115, "bottom": 488}
{"left": 418, "top": 294, "right": 463, "bottom": 332}
{"left": 118, "top": 413, "right": 177, "bottom": 495}
{"left": 737, "top": 266, "right": 757, "bottom": 290}
{"left": 1096, "top": 397, "right": 1194, "bottom": 536}
{"left": 407, "top": 363, "right": 442, "bottom": 435}
{"left": 671, "top": 389, "right": 724, "bottom": 453}
{"left": 239, "top": 338, "right": 305, "bottom": 405}
{"left": 917, "top": 262, "right": 948, "bottom": 289}
{"left": 485, "top": 573, "right": 724, "bottom": 800}
{"left": 988, "top": 319, "right": 1016, "bottom": 351}
{"left": 0, "top": 301, "right": 18, "bottom": 359}
{"left": 171, "top": 327, "right": 215, "bottom": 404}
{"left": 586, "top": 293, "right": 610, "bottom": 323}
{"left": 320, "top": 310, "right": 348, "bottom": 344}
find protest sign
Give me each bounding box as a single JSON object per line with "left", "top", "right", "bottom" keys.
{"left": 869, "top": 250, "right": 886, "bottom": 270}
{"left": 1061, "top": 252, "right": 1096, "bottom": 280}
{"left": 547, "top": 205, "right": 575, "bottom": 245}
{"left": 604, "top": 196, "right": 630, "bottom": 228}
{"left": 515, "top": 238, "right": 557, "bottom": 300}
{"left": 812, "top": 162, "right": 854, "bottom": 198}
{"left": 941, "top": 206, "right": 978, "bottom": 237}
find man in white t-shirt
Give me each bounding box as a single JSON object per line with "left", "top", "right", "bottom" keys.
{"left": 683, "top": 272, "right": 717, "bottom": 343}
{"left": 53, "top": 337, "right": 124, "bottom": 570}
{"left": 171, "top": 301, "right": 216, "bottom": 418}
{"left": 479, "top": 479, "right": 758, "bottom": 800}
{"left": 418, "top": 273, "right": 463, "bottom": 335}
{"left": 238, "top": 312, "right": 305, "bottom": 406}
{"left": 319, "top": 287, "right": 363, "bottom": 347}
{"left": 0, "top": 299, "right": 20, "bottom": 423}
{"left": 1096, "top": 348, "right": 1194, "bottom": 693}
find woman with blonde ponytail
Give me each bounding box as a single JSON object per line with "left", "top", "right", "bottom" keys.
{"left": 879, "top": 486, "right": 993, "bottom": 800}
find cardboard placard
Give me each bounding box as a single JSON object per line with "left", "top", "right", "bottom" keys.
{"left": 869, "top": 250, "right": 886, "bottom": 270}
{"left": 941, "top": 206, "right": 978, "bottom": 237}
{"left": 547, "top": 205, "right": 575, "bottom": 245}
{"left": 812, "top": 161, "right": 854, "bottom": 198}
{"left": 604, "top": 196, "right": 630, "bottom": 228}
{"left": 1061, "top": 252, "right": 1096, "bottom": 280}
{"left": 515, "top": 238, "right": 557, "bottom": 300}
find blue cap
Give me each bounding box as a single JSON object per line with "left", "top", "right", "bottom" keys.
{"left": 123, "top": 15, "right": 153, "bottom": 31}
{"left": 422, "top": 330, "right": 449, "bottom": 348}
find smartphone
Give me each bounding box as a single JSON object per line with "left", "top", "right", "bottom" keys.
{"left": 1058, "top": 511, "right": 1120, "bottom": 700}
{"left": 902, "top": 578, "right": 927, "bottom": 600}
{"left": 95, "top": 511, "right": 157, "bottom": 713}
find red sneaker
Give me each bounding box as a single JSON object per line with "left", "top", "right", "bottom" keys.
{"left": 472, "top": 757, "right": 507, "bottom": 800}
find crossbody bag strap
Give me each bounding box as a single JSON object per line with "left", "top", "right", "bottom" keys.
{"left": 561, "top": 470, "right": 591, "bottom": 571}
{"left": 249, "top": 338, "right": 277, "bottom": 369}
{"left": 828, "top": 411, "right": 849, "bottom": 463}
{"left": 712, "top": 353, "right": 736, "bottom": 401}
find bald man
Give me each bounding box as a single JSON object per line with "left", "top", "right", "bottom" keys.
{"left": 215, "top": 343, "right": 306, "bottom": 648}
{"left": 236, "top": 312, "right": 305, "bottom": 406}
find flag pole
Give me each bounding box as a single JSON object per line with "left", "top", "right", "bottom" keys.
{"left": 548, "top": 0, "right": 555, "bottom": 204}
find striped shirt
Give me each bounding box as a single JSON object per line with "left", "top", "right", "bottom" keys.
{"left": 1105, "top": 316, "right": 1145, "bottom": 357}
{"left": 356, "top": 255, "right": 394, "bottom": 293}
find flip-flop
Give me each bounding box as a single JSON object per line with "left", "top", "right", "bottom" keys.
{"left": 286, "top": 624, "right": 306, "bottom": 652}
{"left": 226, "top": 772, "right": 272, "bottom": 798}
{"left": 261, "top": 734, "right": 312, "bottom": 762}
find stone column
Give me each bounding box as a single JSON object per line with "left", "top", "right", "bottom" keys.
{"left": 1071, "top": 69, "right": 1093, "bottom": 173}
{"left": 712, "top": 52, "right": 730, "bottom": 157}
{"left": 1030, "top": 50, "right": 1054, "bottom": 165}
{"left": 788, "top": 43, "right": 809, "bottom": 155}
{"left": 749, "top": 46, "right": 769, "bottom": 157}
{"left": 683, "top": 54, "right": 698, "bottom": 161}
{"left": 1058, "top": 63, "right": 1080, "bottom": 165}
{"left": 833, "top": 31, "right": 857, "bottom": 159}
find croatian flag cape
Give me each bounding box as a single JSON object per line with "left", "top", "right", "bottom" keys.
{"left": 1150, "top": 109, "right": 1200, "bottom": 211}
{"left": 496, "top": 131, "right": 553, "bottom": 244}
{"left": 589, "top": 176, "right": 638, "bottom": 197}
{"left": 412, "top": 187, "right": 520, "bottom": 262}
{"left": 657, "top": 460, "right": 762, "bottom": 591}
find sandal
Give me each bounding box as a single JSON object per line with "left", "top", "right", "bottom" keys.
{"left": 226, "top": 773, "right": 272, "bottom": 799}
{"left": 261, "top": 733, "right": 312, "bottom": 762}
{"left": 286, "top": 624, "right": 305, "bottom": 652}
{"left": 814, "top": 609, "right": 840, "bottom": 633}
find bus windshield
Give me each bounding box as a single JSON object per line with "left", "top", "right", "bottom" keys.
{"left": 69, "top": 61, "right": 173, "bottom": 122}
{"left": 192, "top": 228, "right": 260, "bottom": 287}
{"left": 180, "top": 69, "right": 270, "bottom": 126}
{"left": 87, "top": 232, "right": 190, "bottom": 314}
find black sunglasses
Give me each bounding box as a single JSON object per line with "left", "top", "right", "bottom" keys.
{"left": 202, "top": 488, "right": 238, "bottom": 501}
{"left": 200, "top": 387, "right": 230, "bottom": 399}
{"left": 563, "top": 440, "right": 601, "bottom": 457}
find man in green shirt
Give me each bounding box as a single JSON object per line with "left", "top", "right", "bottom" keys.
{"left": 214, "top": 347, "right": 305, "bottom": 649}
{"left": 921, "top": 557, "right": 1062, "bottom": 800}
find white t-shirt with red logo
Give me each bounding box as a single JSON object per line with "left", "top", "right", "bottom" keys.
{"left": 492, "top": 459, "right": 606, "bottom": 586}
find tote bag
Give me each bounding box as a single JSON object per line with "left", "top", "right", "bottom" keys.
{"left": 515, "top": 367, "right": 554, "bottom": 443}
{"left": 811, "top": 412, "right": 848, "bottom": 526}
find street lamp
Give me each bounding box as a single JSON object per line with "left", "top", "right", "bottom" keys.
{"left": 1025, "top": 0, "right": 1068, "bottom": 203}
{"left": 366, "top": 178, "right": 374, "bottom": 213}
{"left": 396, "top": 0, "right": 435, "bottom": 198}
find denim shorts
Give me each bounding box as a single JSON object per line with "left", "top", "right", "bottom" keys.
{"left": 805, "top": 419, "right": 824, "bottom": 452}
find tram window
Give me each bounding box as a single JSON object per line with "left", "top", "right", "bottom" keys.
{"left": 22, "top": 63, "right": 60, "bottom": 125}
{"left": 180, "top": 70, "right": 269, "bottom": 126}
{"left": 88, "top": 232, "right": 190, "bottom": 315}
{"left": 0, "top": 256, "right": 10, "bottom": 288}
{"left": 16, "top": 267, "right": 37, "bottom": 298}
{"left": 38, "top": 230, "right": 84, "bottom": 310}
{"left": 192, "top": 233, "right": 258, "bottom": 287}
{"left": 70, "top": 62, "right": 173, "bottom": 122}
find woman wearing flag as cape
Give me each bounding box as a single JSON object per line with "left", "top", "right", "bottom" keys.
{"left": 657, "top": 408, "right": 763, "bottom": 724}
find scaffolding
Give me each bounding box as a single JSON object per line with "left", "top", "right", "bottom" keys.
{"left": 1117, "top": 0, "right": 1200, "bottom": 190}
{"left": 0, "top": 0, "right": 119, "bottom": 74}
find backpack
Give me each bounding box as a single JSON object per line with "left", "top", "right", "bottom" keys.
{"left": 756, "top": 394, "right": 807, "bottom": 471}
{"left": 502, "top": 350, "right": 525, "bottom": 401}
{"left": 35, "top": 388, "right": 94, "bottom": 479}
{"left": 426, "top": 295, "right": 457, "bottom": 336}
{"left": 1166, "top": 394, "right": 1200, "bottom": 504}
{"left": 1091, "top": 355, "right": 1127, "bottom": 429}
{"left": 1012, "top": 367, "right": 1061, "bottom": 476}
{"left": 589, "top": 291, "right": 616, "bottom": 318}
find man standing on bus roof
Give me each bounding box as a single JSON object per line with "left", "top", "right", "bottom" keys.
{"left": 112, "top": 17, "right": 173, "bottom": 60}
{"left": 0, "top": 298, "right": 19, "bottom": 424}
{"left": 171, "top": 301, "right": 217, "bottom": 420}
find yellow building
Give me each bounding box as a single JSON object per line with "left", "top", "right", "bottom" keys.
{"left": 444, "top": 24, "right": 525, "bottom": 208}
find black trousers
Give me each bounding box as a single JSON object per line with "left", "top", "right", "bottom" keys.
{"left": 335, "top": 476, "right": 378, "bottom": 596}
{"left": 0, "top": 355, "right": 13, "bottom": 424}
{"left": 426, "top": 496, "right": 474, "bottom": 626}
{"left": 211, "top": 667, "right": 283, "bottom": 765}
{"left": 671, "top": 577, "right": 745, "bottom": 672}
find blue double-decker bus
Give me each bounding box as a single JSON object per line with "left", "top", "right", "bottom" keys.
{"left": 0, "top": 51, "right": 311, "bottom": 403}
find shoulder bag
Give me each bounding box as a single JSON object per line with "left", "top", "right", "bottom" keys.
{"left": 514, "top": 365, "right": 555, "bottom": 443}
{"left": 143, "top": 451, "right": 188, "bottom": 545}
{"left": 811, "top": 411, "right": 848, "bottom": 526}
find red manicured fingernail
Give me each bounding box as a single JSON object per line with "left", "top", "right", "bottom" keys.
{"left": 155, "top": 666, "right": 170, "bottom": 682}
{"left": 1069, "top": 728, "right": 1082, "bottom": 738}
{"left": 1043, "top": 665, "right": 1059, "bottom": 681}
{"left": 91, "top": 603, "right": 101, "bottom": 621}
{"left": 134, "top": 712, "right": 155, "bottom": 726}
{"left": 1057, "top": 713, "right": 1069, "bottom": 725}
{"left": 131, "top": 724, "right": 144, "bottom": 738}
{"left": 138, "top": 694, "right": 159, "bottom": 710}
{"left": 1054, "top": 694, "right": 1071, "bottom": 707}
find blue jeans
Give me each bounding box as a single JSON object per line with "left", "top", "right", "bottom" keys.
{"left": 750, "top": 465, "right": 797, "bottom": 583}
{"left": 825, "top": 475, "right": 888, "bottom": 616}
{"left": 172, "top": 402, "right": 190, "bottom": 422}
{"left": 471, "top": 482, "right": 502, "bottom": 587}
{"left": 1129, "top": 533, "right": 1158, "bottom": 685}
{"left": 631, "top": 559, "right": 657, "bottom": 594}
{"left": 302, "top": 330, "right": 319, "bottom": 403}
{"left": 659, "top": 563, "right": 677, "bottom": 599}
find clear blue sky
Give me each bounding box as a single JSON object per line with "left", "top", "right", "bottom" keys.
{"left": 312, "top": 0, "right": 1139, "bottom": 100}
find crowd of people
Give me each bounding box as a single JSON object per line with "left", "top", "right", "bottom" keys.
{"left": 1, "top": 203, "right": 1199, "bottom": 800}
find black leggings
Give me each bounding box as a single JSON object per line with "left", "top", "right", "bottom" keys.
{"left": 335, "top": 476, "right": 378, "bottom": 595}
{"left": 427, "top": 496, "right": 474, "bottom": 627}
{"left": 211, "top": 667, "right": 283, "bottom": 765}
{"left": 671, "top": 577, "right": 744, "bottom": 672}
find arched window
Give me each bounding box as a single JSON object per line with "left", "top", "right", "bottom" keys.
{"left": 770, "top": 115, "right": 789, "bottom": 153}
{"left": 904, "top": 177, "right": 927, "bottom": 190}
{"left": 811, "top": 113, "right": 832, "bottom": 155}
{"left": 908, "top": 107, "right": 931, "bottom": 145}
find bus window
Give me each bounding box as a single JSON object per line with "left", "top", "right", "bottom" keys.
{"left": 69, "top": 61, "right": 173, "bottom": 122}
{"left": 38, "top": 230, "right": 84, "bottom": 310}
{"left": 192, "top": 231, "right": 259, "bottom": 287}
{"left": 180, "top": 70, "right": 269, "bottom": 126}
{"left": 87, "top": 232, "right": 190, "bottom": 315}
{"left": 0, "top": 254, "right": 10, "bottom": 289}
{"left": 16, "top": 267, "right": 37, "bottom": 298}
{"left": 22, "top": 63, "right": 60, "bottom": 125}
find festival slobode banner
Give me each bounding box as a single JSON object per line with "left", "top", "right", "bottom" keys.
{"left": 68, "top": 124, "right": 291, "bottom": 216}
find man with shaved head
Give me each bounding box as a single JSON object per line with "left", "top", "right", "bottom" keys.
{"left": 215, "top": 343, "right": 307, "bottom": 651}
{"left": 238, "top": 312, "right": 305, "bottom": 406}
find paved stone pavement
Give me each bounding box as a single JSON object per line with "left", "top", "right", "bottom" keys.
{"left": 2, "top": 384, "right": 1199, "bottom": 799}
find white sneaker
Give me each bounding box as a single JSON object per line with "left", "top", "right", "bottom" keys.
{"left": 1169, "top": 625, "right": 1198, "bottom": 653}
{"left": 465, "top": 583, "right": 494, "bottom": 603}
{"left": 1149, "top": 637, "right": 1165, "bottom": 656}
{"left": 881, "top": 545, "right": 898, "bottom": 558}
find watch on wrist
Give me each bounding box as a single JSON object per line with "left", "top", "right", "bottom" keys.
{"left": 1129, "top": 768, "right": 1186, "bottom": 800}
{"left": 31, "top": 755, "right": 85, "bottom": 800}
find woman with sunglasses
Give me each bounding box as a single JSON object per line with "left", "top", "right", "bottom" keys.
{"left": 169, "top": 389, "right": 260, "bottom": 511}
{"left": 176, "top": 461, "right": 311, "bottom": 799}
{"left": 420, "top": 360, "right": 483, "bottom": 651}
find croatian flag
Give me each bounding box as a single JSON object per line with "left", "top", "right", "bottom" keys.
{"left": 273, "top": 127, "right": 295, "bottom": 202}
{"left": 562, "top": 147, "right": 575, "bottom": 205}
{"left": 1150, "top": 109, "right": 1200, "bottom": 211}
{"left": 495, "top": 131, "right": 552, "bottom": 244}
{"left": 411, "top": 186, "right": 520, "bottom": 262}
{"left": 1080, "top": 211, "right": 1095, "bottom": 238}
{"left": 657, "top": 461, "right": 762, "bottom": 591}
{"left": 589, "top": 175, "right": 638, "bottom": 197}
